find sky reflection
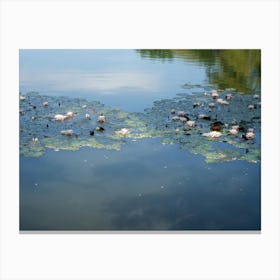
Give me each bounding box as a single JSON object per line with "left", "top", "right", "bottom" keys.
{"left": 21, "top": 70, "right": 160, "bottom": 93}
{"left": 19, "top": 49, "right": 207, "bottom": 111}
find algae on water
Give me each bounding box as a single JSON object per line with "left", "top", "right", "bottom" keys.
{"left": 19, "top": 87, "right": 261, "bottom": 163}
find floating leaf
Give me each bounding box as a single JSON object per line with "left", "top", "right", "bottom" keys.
{"left": 20, "top": 88, "right": 261, "bottom": 163}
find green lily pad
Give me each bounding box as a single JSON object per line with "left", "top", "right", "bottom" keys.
{"left": 20, "top": 88, "right": 261, "bottom": 163}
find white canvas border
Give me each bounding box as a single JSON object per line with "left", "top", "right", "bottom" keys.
{"left": 0, "top": 0, "right": 280, "bottom": 280}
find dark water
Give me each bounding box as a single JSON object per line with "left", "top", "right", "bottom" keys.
{"left": 19, "top": 49, "right": 261, "bottom": 230}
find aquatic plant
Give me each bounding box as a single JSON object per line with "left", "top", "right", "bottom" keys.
{"left": 19, "top": 86, "right": 261, "bottom": 163}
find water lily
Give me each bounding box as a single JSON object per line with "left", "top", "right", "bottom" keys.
{"left": 225, "top": 93, "right": 233, "bottom": 100}
{"left": 217, "top": 98, "right": 229, "bottom": 105}
{"left": 187, "top": 120, "right": 195, "bottom": 127}
{"left": 229, "top": 128, "right": 238, "bottom": 135}
{"left": 246, "top": 131, "right": 255, "bottom": 139}
{"left": 120, "top": 128, "right": 129, "bottom": 136}
{"left": 172, "top": 116, "right": 180, "bottom": 121}
{"left": 202, "top": 131, "right": 222, "bottom": 138}
{"left": 98, "top": 115, "right": 105, "bottom": 123}
{"left": 60, "top": 129, "right": 73, "bottom": 136}
{"left": 54, "top": 114, "right": 67, "bottom": 121}
{"left": 66, "top": 111, "right": 74, "bottom": 118}
{"left": 211, "top": 90, "right": 219, "bottom": 99}
{"left": 179, "top": 117, "right": 188, "bottom": 122}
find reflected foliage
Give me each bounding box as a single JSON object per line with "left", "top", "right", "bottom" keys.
{"left": 137, "top": 49, "right": 261, "bottom": 94}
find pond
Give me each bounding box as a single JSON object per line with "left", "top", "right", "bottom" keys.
{"left": 19, "top": 49, "right": 261, "bottom": 230}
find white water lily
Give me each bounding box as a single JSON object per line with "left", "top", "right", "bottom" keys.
{"left": 54, "top": 114, "right": 66, "bottom": 121}
{"left": 202, "top": 131, "right": 222, "bottom": 138}
{"left": 60, "top": 129, "right": 73, "bottom": 136}
{"left": 187, "top": 120, "right": 195, "bottom": 127}
{"left": 179, "top": 117, "right": 188, "bottom": 122}
{"left": 217, "top": 98, "right": 229, "bottom": 105}
{"left": 229, "top": 128, "right": 238, "bottom": 135}
{"left": 116, "top": 128, "right": 129, "bottom": 136}
{"left": 98, "top": 115, "right": 105, "bottom": 123}
{"left": 172, "top": 116, "right": 180, "bottom": 121}
{"left": 225, "top": 93, "right": 233, "bottom": 100}
{"left": 211, "top": 90, "right": 219, "bottom": 98}
{"left": 246, "top": 131, "right": 255, "bottom": 139}
{"left": 66, "top": 111, "right": 74, "bottom": 118}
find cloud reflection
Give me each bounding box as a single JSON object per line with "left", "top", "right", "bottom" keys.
{"left": 20, "top": 70, "right": 160, "bottom": 94}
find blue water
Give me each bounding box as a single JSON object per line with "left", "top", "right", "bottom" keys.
{"left": 19, "top": 50, "right": 206, "bottom": 112}
{"left": 19, "top": 49, "right": 261, "bottom": 230}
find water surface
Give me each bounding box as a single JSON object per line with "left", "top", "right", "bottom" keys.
{"left": 19, "top": 49, "right": 261, "bottom": 230}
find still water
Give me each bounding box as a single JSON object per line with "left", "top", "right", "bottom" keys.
{"left": 19, "top": 49, "right": 261, "bottom": 230}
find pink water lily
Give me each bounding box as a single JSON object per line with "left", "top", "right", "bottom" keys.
{"left": 120, "top": 128, "right": 129, "bottom": 136}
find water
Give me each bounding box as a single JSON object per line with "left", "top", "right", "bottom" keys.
{"left": 19, "top": 49, "right": 261, "bottom": 230}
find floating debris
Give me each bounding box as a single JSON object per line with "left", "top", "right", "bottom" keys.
{"left": 96, "top": 126, "right": 105, "bottom": 132}
{"left": 211, "top": 121, "right": 223, "bottom": 131}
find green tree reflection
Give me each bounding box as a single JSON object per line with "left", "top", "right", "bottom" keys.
{"left": 136, "top": 49, "right": 261, "bottom": 94}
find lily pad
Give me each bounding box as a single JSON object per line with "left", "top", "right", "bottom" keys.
{"left": 20, "top": 88, "right": 261, "bottom": 163}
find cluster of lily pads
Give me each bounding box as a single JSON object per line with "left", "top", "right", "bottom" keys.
{"left": 19, "top": 86, "right": 261, "bottom": 163}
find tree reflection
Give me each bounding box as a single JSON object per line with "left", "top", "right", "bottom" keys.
{"left": 136, "top": 49, "right": 261, "bottom": 94}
